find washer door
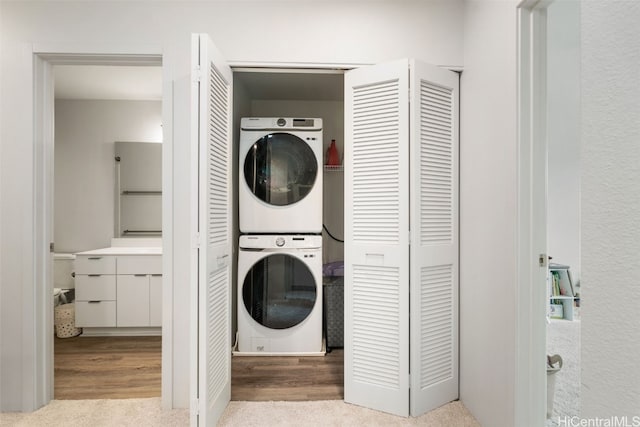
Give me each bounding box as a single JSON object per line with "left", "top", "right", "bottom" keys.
{"left": 242, "top": 253, "right": 317, "bottom": 330}
{"left": 243, "top": 132, "right": 317, "bottom": 206}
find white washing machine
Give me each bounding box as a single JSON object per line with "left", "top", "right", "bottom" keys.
{"left": 239, "top": 117, "right": 323, "bottom": 234}
{"left": 237, "top": 234, "right": 323, "bottom": 354}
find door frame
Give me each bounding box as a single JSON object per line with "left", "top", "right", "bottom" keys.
{"left": 31, "top": 45, "right": 171, "bottom": 409}
{"left": 515, "top": 0, "right": 552, "bottom": 424}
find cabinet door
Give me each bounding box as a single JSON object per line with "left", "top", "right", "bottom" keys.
{"left": 117, "top": 275, "right": 150, "bottom": 327}
{"left": 149, "top": 274, "right": 162, "bottom": 327}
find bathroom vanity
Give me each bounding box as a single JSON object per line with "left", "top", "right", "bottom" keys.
{"left": 74, "top": 245, "right": 162, "bottom": 336}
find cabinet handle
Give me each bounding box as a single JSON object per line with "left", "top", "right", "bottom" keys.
{"left": 88, "top": 301, "right": 101, "bottom": 304}
{"left": 134, "top": 274, "right": 147, "bottom": 277}
{"left": 88, "top": 274, "right": 101, "bottom": 277}
{"left": 151, "top": 274, "right": 162, "bottom": 277}
{"left": 88, "top": 257, "right": 102, "bottom": 260}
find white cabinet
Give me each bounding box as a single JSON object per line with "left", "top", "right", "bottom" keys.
{"left": 75, "top": 255, "right": 117, "bottom": 327}
{"left": 149, "top": 274, "right": 162, "bottom": 327}
{"left": 116, "top": 256, "right": 162, "bottom": 327}
{"left": 74, "top": 252, "right": 162, "bottom": 332}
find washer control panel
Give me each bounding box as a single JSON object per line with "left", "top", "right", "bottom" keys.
{"left": 239, "top": 234, "right": 322, "bottom": 249}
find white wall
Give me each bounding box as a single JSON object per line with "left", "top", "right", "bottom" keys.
{"left": 581, "top": 1, "right": 640, "bottom": 418}
{"left": 547, "top": 1, "right": 581, "bottom": 283}
{"left": 54, "top": 99, "right": 162, "bottom": 253}
{"left": 460, "top": 1, "right": 518, "bottom": 426}
{"left": 0, "top": 0, "right": 464, "bottom": 412}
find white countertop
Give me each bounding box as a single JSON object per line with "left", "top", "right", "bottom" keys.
{"left": 76, "top": 246, "right": 162, "bottom": 256}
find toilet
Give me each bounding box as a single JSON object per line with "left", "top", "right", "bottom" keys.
{"left": 53, "top": 253, "right": 81, "bottom": 338}
{"left": 53, "top": 253, "right": 75, "bottom": 304}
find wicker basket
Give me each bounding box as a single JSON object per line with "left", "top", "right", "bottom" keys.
{"left": 54, "top": 303, "right": 82, "bottom": 338}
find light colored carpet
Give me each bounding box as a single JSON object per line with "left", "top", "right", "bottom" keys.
{"left": 0, "top": 398, "right": 479, "bottom": 427}
{"left": 546, "top": 318, "right": 581, "bottom": 426}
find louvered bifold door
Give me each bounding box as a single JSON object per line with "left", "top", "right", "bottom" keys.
{"left": 409, "top": 60, "right": 459, "bottom": 416}
{"left": 344, "top": 59, "right": 410, "bottom": 417}
{"left": 194, "top": 34, "right": 233, "bottom": 427}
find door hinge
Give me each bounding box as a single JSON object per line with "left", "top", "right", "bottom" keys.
{"left": 193, "top": 65, "right": 202, "bottom": 83}
{"left": 192, "top": 398, "right": 199, "bottom": 416}
{"left": 193, "top": 232, "right": 201, "bottom": 249}
{"left": 539, "top": 253, "right": 548, "bottom": 267}
{"left": 50, "top": 242, "right": 54, "bottom": 253}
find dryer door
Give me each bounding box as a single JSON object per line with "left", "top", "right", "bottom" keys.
{"left": 243, "top": 132, "right": 318, "bottom": 206}
{"left": 242, "top": 253, "right": 317, "bottom": 329}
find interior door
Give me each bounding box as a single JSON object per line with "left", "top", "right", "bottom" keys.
{"left": 192, "top": 33, "right": 233, "bottom": 426}
{"left": 409, "top": 60, "right": 459, "bottom": 416}
{"left": 344, "top": 59, "right": 410, "bottom": 417}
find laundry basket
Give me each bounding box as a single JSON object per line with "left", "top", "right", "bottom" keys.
{"left": 546, "top": 354, "right": 563, "bottom": 418}
{"left": 54, "top": 303, "right": 82, "bottom": 338}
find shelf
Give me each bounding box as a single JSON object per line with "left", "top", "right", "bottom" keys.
{"left": 324, "top": 165, "right": 344, "bottom": 172}
{"left": 549, "top": 296, "right": 575, "bottom": 300}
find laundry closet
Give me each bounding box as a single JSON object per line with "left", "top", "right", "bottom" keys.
{"left": 230, "top": 70, "right": 346, "bottom": 350}
{"left": 196, "top": 36, "right": 459, "bottom": 420}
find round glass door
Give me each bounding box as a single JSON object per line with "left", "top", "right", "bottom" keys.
{"left": 242, "top": 254, "right": 317, "bottom": 329}
{"left": 243, "top": 133, "right": 317, "bottom": 206}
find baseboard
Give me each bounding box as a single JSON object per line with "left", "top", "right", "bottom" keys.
{"left": 81, "top": 327, "right": 162, "bottom": 337}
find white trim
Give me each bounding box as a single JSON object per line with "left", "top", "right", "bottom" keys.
{"left": 31, "top": 47, "right": 170, "bottom": 411}
{"left": 516, "top": 2, "right": 550, "bottom": 425}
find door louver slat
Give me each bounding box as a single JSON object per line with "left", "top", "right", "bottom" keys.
{"left": 420, "top": 81, "right": 454, "bottom": 245}
{"left": 352, "top": 264, "right": 401, "bottom": 389}
{"left": 352, "top": 80, "right": 400, "bottom": 244}
{"left": 207, "top": 63, "right": 229, "bottom": 247}
{"left": 420, "top": 265, "right": 454, "bottom": 389}
{"left": 206, "top": 267, "right": 229, "bottom": 401}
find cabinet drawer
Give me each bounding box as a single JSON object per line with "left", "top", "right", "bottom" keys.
{"left": 75, "top": 301, "right": 116, "bottom": 327}
{"left": 75, "top": 255, "right": 116, "bottom": 275}
{"left": 117, "top": 255, "right": 162, "bottom": 275}
{"left": 75, "top": 275, "right": 116, "bottom": 301}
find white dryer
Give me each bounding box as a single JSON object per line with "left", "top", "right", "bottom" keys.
{"left": 239, "top": 117, "right": 323, "bottom": 234}
{"left": 237, "top": 235, "right": 323, "bottom": 354}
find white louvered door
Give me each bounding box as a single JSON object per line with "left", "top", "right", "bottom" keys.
{"left": 193, "top": 34, "right": 233, "bottom": 427}
{"left": 345, "top": 59, "right": 458, "bottom": 417}
{"left": 409, "top": 60, "right": 459, "bottom": 416}
{"left": 344, "top": 59, "right": 410, "bottom": 417}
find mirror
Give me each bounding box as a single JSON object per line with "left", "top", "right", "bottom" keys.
{"left": 115, "top": 141, "right": 162, "bottom": 237}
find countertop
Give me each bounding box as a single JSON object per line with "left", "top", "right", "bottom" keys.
{"left": 75, "top": 247, "right": 162, "bottom": 256}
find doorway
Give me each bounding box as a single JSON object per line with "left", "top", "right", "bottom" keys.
{"left": 516, "top": 0, "right": 581, "bottom": 424}
{"left": 230, "top": 68, "right": 346, "bottom": 401}
{"left": 51, "top": 63, "right": 164, "bottom": 399}
{"left": 32, "top": 51, "right": 169, "bottom": 407}
{"left": 545, "top": 0, "right": 581, "bottom": 424}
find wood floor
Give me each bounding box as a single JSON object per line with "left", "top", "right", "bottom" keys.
{"left": 231, "top": 350, "right": 343, "bottom": 401}
{"left": 54, "top": 336, "right": 343, "bottom": 401}
{"left": 54, "top": 336, "right": 162, "bottom": 400}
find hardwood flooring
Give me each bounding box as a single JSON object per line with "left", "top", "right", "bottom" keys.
{"left": 54, "top": 336, "right": 161, "bottom": 400}
{"left": 54, "top": 336, "right": 344, "bottom": 401}
{"left": 231, "top": 349, "right": 344, "bottom": 401}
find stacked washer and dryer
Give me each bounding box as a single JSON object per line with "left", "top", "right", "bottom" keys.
{"left": 237, "top": 117, "right": 324, "bottom": 354}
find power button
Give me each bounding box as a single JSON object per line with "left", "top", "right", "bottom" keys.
{"left": 277, "top": 118, "right": 286, "bottom": 127}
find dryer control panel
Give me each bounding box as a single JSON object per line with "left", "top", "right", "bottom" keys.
{"left": 241, "top": 117, "right": 322, "bottom": 131}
